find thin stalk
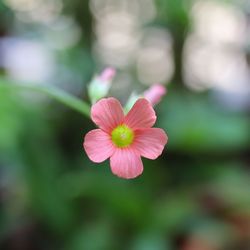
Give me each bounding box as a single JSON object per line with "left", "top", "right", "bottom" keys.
{"left": 0, "top": 78, "right": 91, "bottom": 118}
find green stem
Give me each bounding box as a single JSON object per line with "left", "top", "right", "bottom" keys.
{"left": 0, "top": 78, "right": 90, "bottom": 118}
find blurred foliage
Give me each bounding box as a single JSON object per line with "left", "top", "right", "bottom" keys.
{"left": 0, "top": 0, "right": 250, "bottom": 249}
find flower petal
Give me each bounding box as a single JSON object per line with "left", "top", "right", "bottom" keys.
{"left": 84, "top": 129, "right": 115, "bottom": 163}
{"left": 91, "top": 97, "right": 124, "bottom": 133}
{"left": 133, "top": 128, "right": 168, "bottom": 159}
{"left": 110, "top": 149, "right": 143, "bottom": 179}
{"left": 124, "top": 98, "right": 156, "bottom": 129}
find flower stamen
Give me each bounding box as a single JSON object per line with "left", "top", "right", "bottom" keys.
{"left": 111, "top": 125, "right": 134, "bottom": 148}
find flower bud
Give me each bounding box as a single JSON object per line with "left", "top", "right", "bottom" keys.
{"left": 143, "top": 84, "right": 167, "bottom": 106}
{"left": 88, "top": 67, "right": 116, "bottom": 103}
{"left": 99, "top": 67, "right": 116, "bottom": 82}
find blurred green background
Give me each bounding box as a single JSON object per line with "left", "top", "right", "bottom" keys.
{"left": 0, "top": 0, "right": 250, "bottom": 249}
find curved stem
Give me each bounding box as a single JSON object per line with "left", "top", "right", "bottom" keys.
{"left": 0, "top": 78, "right": 91, "bottom": 118}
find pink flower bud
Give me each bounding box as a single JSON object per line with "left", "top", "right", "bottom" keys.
{"left": 143, "top": 84, "right": 167, "bottom": 106}
{"left": 88, "top": 67, "right": 116, "bottom": 103}
{"left": 99, "top": 67, "right": 116, "bottom": 82}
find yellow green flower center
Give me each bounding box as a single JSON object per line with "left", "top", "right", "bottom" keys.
{"left": 111, "top": 125, "right": 134, "bottom": 148}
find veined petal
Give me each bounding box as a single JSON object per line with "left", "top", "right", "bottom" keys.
{"left": 133, "top": 128, "right": 168, "bottom": 159}
{"left": 124, "top": 98, "right": 156, "bottom": 129}
{"left": 91, "top": 98, "right": 124, "bottom": 133}
{"left": 84, "top": 129, "right": 115, "bottom": 163}
{"left": 110, "top": 148, "right": 143, "bottom": 179}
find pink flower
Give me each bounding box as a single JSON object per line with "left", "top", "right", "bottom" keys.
{"left": 143, "top": 84, "right": 167, "bottom": 106}
{"left": 83, "top": 97, "right": 168, "bottom": 179}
